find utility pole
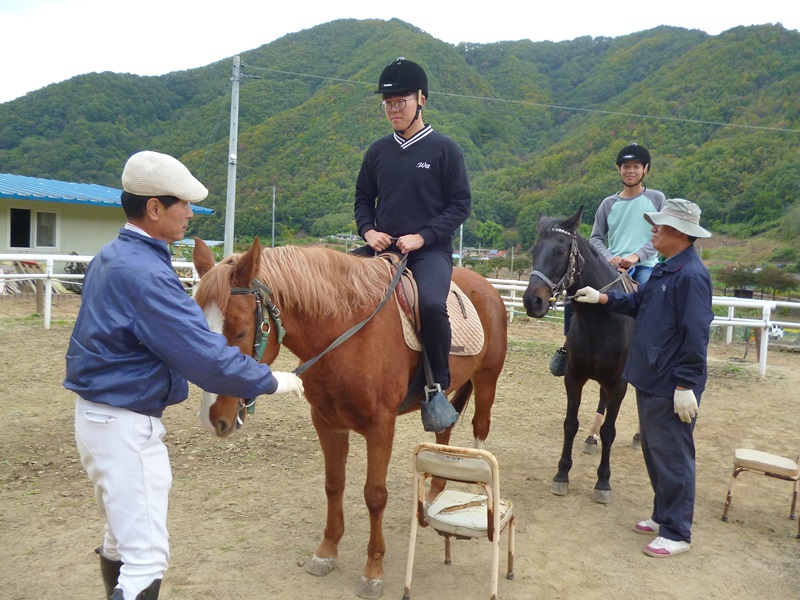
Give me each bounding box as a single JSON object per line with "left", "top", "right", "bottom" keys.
{"left": 271, "top": 186, "right": 276, "bottom": 248}
{"left": 224, "top": 55, "right": 240, "bottom": 257}
{"left": 458, "top": 224, "right": 463, "bottom": 267}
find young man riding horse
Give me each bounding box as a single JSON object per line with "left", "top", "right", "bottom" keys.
{"left": 354, "top": 57, "right": 472, "bottom": 431}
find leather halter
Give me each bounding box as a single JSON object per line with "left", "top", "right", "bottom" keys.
{"left": 229, "top": 278, "right": 285, "bottom": 422}
{"left": 230, "top": 278, "right": 285, "bottom": 361}
{"left": 529, "top": 227, "right": 584, "bottom": 298}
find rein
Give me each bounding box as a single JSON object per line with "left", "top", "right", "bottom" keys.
{"left": 291, "top": 253, "right": 408, "bottom": 376}
{"left": 563, "top": 268, "right": 633, "bottom": 299}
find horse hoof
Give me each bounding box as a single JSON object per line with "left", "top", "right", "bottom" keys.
{"left": 592, "top": 488, "right": 612, "bottom": 504}
{"left": 630, "top": 433, "right": 642, "bottom": 450}
{"left": 581, "top": 435, "right": 599, "bottom": 455}
{"left": 551, "top": 481, "right": 569, "bottom": 496}
{"left": 305, "top": 554, "right": 336, "bottom": 577}
{"left": 356, "top": 575, "right": 384, "bottom": 599}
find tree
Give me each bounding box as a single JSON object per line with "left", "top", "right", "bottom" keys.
{"left": 475, "top": 220, "right": 504, "bottom": 249}
{"left": 490, "top": 256, "right": 511, "bottom": 278}
{"left": 715, "top": 265, "right": 757, "bottom": 295}
{"left": 755, "top": 267, "right": 799, "bottom": 300}
{"left": 464, "top": 258, "right": 492, "bottom": 277}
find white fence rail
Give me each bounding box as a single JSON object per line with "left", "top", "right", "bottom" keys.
{"left": 488, "top": 278, "right": 800, "bottom": 378}
{"left": 2, "top": 255, "right": 798, "bottom": 378}
{"left": 0, "top": 253, "right": 202, "bottom": 331}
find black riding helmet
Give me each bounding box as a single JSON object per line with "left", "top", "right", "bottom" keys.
{"left": 375, "top": 57, "right": 429, "bottom": 98}
{"left": 616, "top": 143, "right": 651, "bottom": 189}
{"left": 616, "top": 143, "right": 651, "bottom": 169}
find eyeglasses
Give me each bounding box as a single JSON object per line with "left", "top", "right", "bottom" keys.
{"left": 380, "top": 96, "right": 415, "bottom": 113}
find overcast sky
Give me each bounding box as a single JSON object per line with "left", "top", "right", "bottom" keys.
{"left": 1, "top": 0, "right": 797, "bottom": 104}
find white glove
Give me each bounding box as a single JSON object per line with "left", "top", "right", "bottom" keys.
{"left": 272, "top": 371, "right": 304, "bottom": 398}
{"left": 673, "top": 389, "right": 699, "bottom": 423}
{"left": 574, "top": 286, "right": 600, "bottom": 304}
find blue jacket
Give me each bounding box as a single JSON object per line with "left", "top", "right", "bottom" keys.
{"left": 64, "top": 228, "right": 278, "bottom": 416}
{"left": 605, "top": 244, "right": 713, "bottom": 396}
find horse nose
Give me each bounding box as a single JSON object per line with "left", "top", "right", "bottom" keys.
{"left": 522, "top": 288, "right": 549, "bottom": 318}
{"left": 214, "top": 417, "right": 236, "bottom": 437}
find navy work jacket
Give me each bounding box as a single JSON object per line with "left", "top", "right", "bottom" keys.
{"left": 605, "top": 244, "right": 714, "bottom": 397}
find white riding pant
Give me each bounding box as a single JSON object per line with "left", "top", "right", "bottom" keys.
{"left": 75, "top": 396, "right": 172, "bottom": 599}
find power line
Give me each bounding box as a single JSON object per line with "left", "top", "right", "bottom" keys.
{"left": 242, "top": 64, "right": 800, "bottom": 134}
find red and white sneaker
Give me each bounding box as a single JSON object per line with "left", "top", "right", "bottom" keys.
{"left": 643, "top": 536, "right": 690, "bottom": 557}
{"left": 633, "top": 519, "right": 659, "bottom": 535}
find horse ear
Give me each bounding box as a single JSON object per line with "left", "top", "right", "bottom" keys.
{"left": 564, "top": 206, "right": 585, "bottom": 231}
{"left": 193, "top": 237, "right": 215, "bottom": 278}
{"left": 232, "top": 237, "right": 262, "bottom": 286}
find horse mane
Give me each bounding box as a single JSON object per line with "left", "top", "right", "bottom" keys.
{"left": 196, "top": 246, "right": 392, "bottom": 320}
{"left": 259, "top": 247, "right": 391, "bottom": 320}
{"left": 194, "top": 261, "right": 236, "bottom": 313}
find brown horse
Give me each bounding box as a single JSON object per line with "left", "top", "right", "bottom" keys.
{"left": 192, "top": 238, "right": 508, "bottom": 599}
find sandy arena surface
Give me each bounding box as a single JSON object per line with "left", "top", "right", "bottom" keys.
{"left": 1, "top": 295, "right": 799, "bottom": 599}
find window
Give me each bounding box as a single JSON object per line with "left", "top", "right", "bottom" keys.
{"left": 9, "top": 208, "right": 58, "bottom": 249}
{"left": 36, "top": 211, "right": 56, "bottom": 247}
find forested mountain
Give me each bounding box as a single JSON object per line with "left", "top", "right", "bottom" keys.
{"left": 1, "top": 18, "right": 798, "bottom": 252}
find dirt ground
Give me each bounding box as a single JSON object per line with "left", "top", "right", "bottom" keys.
{"left": 1, "top": 295, "right": 799, "bottom": 600}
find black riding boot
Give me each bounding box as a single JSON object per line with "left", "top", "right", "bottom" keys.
{"left": 96, "top": 547, "right": 122, "bottom": 600}
{"left": 110, "top": 578, "right": 161, "bottom": 600}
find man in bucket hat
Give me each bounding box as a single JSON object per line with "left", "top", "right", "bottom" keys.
{"left": 571, "top": 198, "right": 713, "bottom": 558}
{"left": 65, "top": 151, "right": 304, "bottom": 599}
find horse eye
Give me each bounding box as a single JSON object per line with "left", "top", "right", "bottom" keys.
{"left": 234, "top": 328, "right": 250, "bottom": 341}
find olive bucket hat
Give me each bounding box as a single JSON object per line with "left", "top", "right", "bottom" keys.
{"left": 644, "top": 198, "right": 711, "bottom": 238}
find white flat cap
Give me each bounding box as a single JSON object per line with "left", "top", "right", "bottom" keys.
{"left": 122, "top": 150, "right": 208, "bottom": 203}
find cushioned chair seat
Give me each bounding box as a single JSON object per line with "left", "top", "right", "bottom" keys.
{"left": 426, "top": 490, "right": 513, "bottom": 539}
{"left": 733, "top": 449, "right": 799, "bottom": 479}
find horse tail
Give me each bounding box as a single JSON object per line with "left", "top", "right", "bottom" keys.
{"left": 450, "top": 380, "right": 474, "bottom": 416}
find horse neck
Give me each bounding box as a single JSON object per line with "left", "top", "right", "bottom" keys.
{"left": 571, "top": 235, "right": 620, "bottom": 292}
{"left": 257, "top": 249, "right": 396, "bottom": 361}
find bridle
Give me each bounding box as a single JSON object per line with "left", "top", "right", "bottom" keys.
{"left": 529, "top": 227, "right": 584, "bottom": 300}
{"left": 229, "top": 278, "right": 285, "bottom": 422}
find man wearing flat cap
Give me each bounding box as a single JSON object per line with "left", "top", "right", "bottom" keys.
{"left": 572, "top": 198, "right": 714, "bottom": 559}
{"left": 65, "top": 151, "right": 305, "bottom": 599}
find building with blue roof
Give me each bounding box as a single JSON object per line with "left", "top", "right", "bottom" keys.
{"left": 0, "top": 173, "right": 213, "bottom": 260}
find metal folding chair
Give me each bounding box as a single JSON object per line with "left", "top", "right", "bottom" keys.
{"left": 403, "top": 443, "right": 515, "bottom": 600}
{"left": 722, "top": 448, "right": 800, "bottom": 539}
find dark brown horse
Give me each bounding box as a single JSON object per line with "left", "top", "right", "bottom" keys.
{"left": 522, "top": 208, "right": 634, "bottom": 504}
{"left": 192, "top": 238, "right": 508, "bottom": 599}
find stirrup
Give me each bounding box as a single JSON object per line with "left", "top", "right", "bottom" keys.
{"left": 549, "top": 346, "right": 567, "bottom": 376}
{"left": 420, "top": 384, "right": 458, "bottom": 433}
